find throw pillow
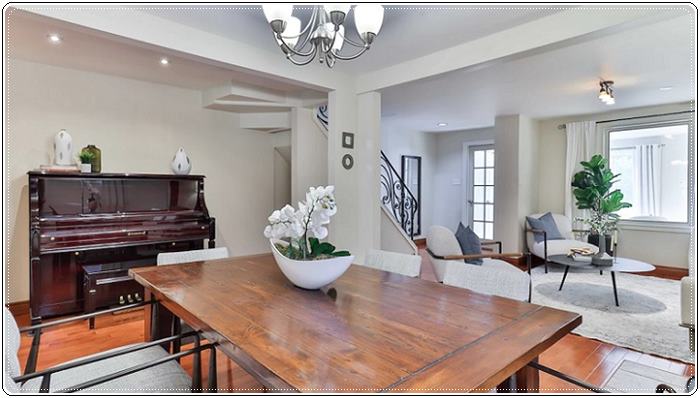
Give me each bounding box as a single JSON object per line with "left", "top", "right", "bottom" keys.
{"left": 455, "top": 223, "right": 483, "bottom": 265}
{"left": 526, "top": 212, "right": 565, "bottom": 243}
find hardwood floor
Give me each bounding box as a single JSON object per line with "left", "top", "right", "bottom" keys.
{"left": 11, "top": 251, "right": 694, "bottom": 393}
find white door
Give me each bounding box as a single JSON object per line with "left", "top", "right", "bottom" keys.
{"left": 467, "top": 145, "right": 495, "bottom": 239}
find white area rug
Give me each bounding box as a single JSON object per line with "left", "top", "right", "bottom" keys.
{"left": 530, "top": 266, "right": 694, "bottom": 363}
{"left": 603, "top": 360, "right": 690, "bottom": 393}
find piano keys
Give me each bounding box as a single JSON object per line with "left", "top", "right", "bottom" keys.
{"left": 28, "top": 172, "right": 216, "bottom": 324}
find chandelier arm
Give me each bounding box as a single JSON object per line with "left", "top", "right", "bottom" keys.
{"left": 288, "top": 7, "right": 318, "bottom": 51}
{"left": 332, "top": 46, "right": 369, "bottom": 61}
{"left": 336, "top": 30, "right": 367, "bottom": 48}
{"left": 287, "top": 46, "right": 319, "bottom": 66}
{"left": 278, "top": 34, "right": 317, "bottom": 57}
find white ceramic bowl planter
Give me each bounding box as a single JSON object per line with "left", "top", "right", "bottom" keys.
{"left": 270, "top": 239, "right": 354, "bottom": 290}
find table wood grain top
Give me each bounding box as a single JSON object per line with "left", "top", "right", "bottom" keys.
{"left": 130, "top": 254, "right": 581, "bottom": 392}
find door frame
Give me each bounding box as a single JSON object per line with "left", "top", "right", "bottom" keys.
{"left": 461, "top": 140, "right": 495, "bottom": 228}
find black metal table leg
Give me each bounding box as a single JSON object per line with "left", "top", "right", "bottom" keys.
{"left": 611, "top": 271, "right": 619, "bottom": 306}
{"left": 558, "top": 266, "right": 569, "bottom": 291}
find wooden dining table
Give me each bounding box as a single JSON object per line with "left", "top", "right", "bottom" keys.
{"left": 130, "top": 254, "right": 581, "bottom": 393}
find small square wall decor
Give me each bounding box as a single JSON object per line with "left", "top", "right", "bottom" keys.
{"left": 342, "top": 132, "right": 354, "bottom": 149}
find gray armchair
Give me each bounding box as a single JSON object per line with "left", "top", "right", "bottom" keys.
{"left": 4, "top": 303, "right": 217, "bottom": 393}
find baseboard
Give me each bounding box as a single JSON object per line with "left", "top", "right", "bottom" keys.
{"left": 638, "top": 265, "right": 688, "bottom": 281}
{"left": 414, "top": 238, "right": 426, "bottom": 247}
{"left": 6, "top": 300, "right": 29, "bottom": 318}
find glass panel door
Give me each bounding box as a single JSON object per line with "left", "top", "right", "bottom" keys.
{"left": 468, "top": 145, "right": 495, "bottom": 239}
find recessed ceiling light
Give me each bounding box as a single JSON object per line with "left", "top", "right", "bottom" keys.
{"left": 159, "top": 57, "right": 170, "bottom": 66}
{"left": 659, "top": 86, "right": 673, "bottom": 91}
{"left": 47, "top": 33, "right": 62, "bottom": 44}
{"left": 437, "top": 122, "right": 448, "bottom": 127}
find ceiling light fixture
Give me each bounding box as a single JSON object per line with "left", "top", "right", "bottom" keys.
{"left": 598, "top": 80, "right": 615, "bottom": 105}
{"left": 47, "top": 33, "right": 62, "bottom": 44}
{"left": 159, "top": 57, "right": 170, "bottom": 66}
{"left": 437, "top": 122, "right": 448, "bottom": 127}
{"left": 263, "top": 4, "right": 384, "bottom": 68}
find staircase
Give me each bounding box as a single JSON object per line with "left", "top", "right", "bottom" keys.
{"left": 380, "top": 151, "right": 420, "bottom": 239}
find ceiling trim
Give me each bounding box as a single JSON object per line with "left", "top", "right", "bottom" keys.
{"left": 354, "top": 7, "right": 686, "bottom": 93}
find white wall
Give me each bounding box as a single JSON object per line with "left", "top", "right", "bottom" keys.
{"left": 433, "top": 127, "right": 495, "bottom": 231}
{"left": 6, "top": 59, "right": 280, "bottom": 302}
{"left": 291, "top": 107, "right": 327, "bottom": 204}
{"left": 537, "top": 102, "right": 693, "bottom": 268}
{"left": 381, "top": 121, "right": 437, "bottom": 235}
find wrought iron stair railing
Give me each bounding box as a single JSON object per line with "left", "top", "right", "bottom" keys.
{"left": 380, "top": 151, "right": 419, "bottom": 238}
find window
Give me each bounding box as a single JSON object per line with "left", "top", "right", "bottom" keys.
{"left": 608, "top": 119, "right": 691, "bottom": 224}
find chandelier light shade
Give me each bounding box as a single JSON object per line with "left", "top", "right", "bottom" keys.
{"left": 277, "top": 16, "right": 301, "bottom": 49}
{"left": 264, "top": 4, "right": 385, "bottom": 68}
{"left": 354, "top": 4, "right": 385, "bottom": 39}
{"left": 598, "top": 80, "right": 615, "bottom": 105}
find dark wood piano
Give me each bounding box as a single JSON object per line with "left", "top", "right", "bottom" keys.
{"left": 28, "top": 172, "right": 216, "bottom": 326}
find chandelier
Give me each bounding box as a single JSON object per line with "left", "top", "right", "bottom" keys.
{"left": 262, "top": 4, "right": 384, "bottom": 68}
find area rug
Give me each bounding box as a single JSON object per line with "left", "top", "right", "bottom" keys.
{"left": 530, "top": 266, "right": 694, "bottom": 363}
{"left": 603, "top": 360, "right": 690, "bottom": 393}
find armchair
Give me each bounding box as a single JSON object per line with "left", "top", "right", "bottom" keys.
{"left": 524, "top": 212, "right": 599, "bottom": 273}
{"left": 426, "top": 226, "right": 531, "bottom": 302}
{"left": 4, "top": 302, "right": 217, "bottom": 393}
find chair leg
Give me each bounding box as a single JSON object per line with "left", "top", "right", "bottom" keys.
{"left": 192, "top": 334, "right": 202, "bottom": 392}
{"left": 207, "top": 346, "right": 218, "bottom": 393}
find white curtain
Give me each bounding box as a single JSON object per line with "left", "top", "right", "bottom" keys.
{"left": 564, "top": 121, "right": 607, "bottom": 225}
{"left": 637, "top": 144, "right": 663, "bottom": 217}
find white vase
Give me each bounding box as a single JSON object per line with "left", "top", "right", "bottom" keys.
{"left": 270, "top": 239, "right": 354, "bottom": 290}
{"left": 80, "top": 163, "right": 91, "bottom": 173}
{"left": 53, "top": 129, "right": 73, "bottom": 166}
{"left": 170, "top": 148, "right": 191, "bottom": 175}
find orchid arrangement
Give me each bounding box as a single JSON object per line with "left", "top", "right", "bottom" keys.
{"left": 264, "top": 185, "right": 350, "bottom": 260}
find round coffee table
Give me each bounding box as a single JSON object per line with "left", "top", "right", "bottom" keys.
{"left": 547, "top": 255, "right": 655, "bottom": 306}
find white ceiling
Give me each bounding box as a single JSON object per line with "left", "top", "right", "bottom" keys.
{"left": 380, "top": 14, "right": 696, "bottom": 132}
{"left": 7, "top": 10, "right": 325, "bottom": 96}
{"left": 143, "top": 5, "right": 568, "bottom": 74}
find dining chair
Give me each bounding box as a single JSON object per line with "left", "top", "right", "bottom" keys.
{"left": 156, "top": 247, "right": 230, "bottom": 354}
{"left": 361, "top": 249, "right": 422, "bottom": 278}
{"left": 426, "top": 225, "right": 531, "bottom": 302}
{"left": 156, "top": 247, "right": 230, "bottom": 266}
{"left": 4, "top": 304, "right": 217, "bottom": 393}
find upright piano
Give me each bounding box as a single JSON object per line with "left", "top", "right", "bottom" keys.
{"left": 28, "top": 172, "right": 216, "bottom": 325}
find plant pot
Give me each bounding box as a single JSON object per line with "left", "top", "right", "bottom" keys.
{"left": 270, "top": 239, "right": 354, "bottom": 290}
{"left": 587, "top": 234, "right": 613, "bottom": 256}
{"left": 80, "top": 163, "right": 92, "bottom": 173}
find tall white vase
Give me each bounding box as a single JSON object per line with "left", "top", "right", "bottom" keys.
{"left": 53, "top": 129, "right": 73, "bottom": 166}
{"left": 170, "top": 148, "right": 192, "bottom": 175}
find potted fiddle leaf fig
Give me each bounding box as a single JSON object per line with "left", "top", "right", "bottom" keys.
{"left": 571, "top": 154, "right": 631, "bottom": 256}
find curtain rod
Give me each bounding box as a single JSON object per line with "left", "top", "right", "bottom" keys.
{"left": 556, "top": 110, "right": 695, "bottom": 130}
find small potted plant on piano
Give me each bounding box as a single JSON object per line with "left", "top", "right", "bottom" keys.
{"left": 264, "top": 185, "right": 353, "bottom": 290}
{"left": 78, "top": 149, "right": 95, "bottom": 173}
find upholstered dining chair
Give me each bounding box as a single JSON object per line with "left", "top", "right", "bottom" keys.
{"left": 362, "top": 249, "right": 422, "bottom": 278}
{"left": 426, "top": 226, "right": 531, "bottom": 302}
{"left": 4, "top": 305, "right": 216, "bottom": 393}
{"left": 524, "top": 212, "right": 599, "bottom": 273}
{"left": 156, "top": 247, "right": 230, "bottom": 266}
{"left": 156, "top": 247, "right": 230, "bottom": 353}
